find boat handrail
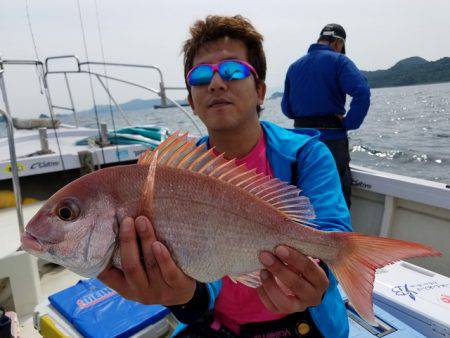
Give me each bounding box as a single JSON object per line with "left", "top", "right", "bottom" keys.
{"left": 45, "top": 56, "right": 186, "bottom": 107}
{"left": 0, "top": 75, "right": 24, "bottom": 232}
{"left": 43, "top": 56, "right": 202, "bottom": 134}
{"left": 1, "top": 59, "right": 45, "bottom": 67}
{"left": 45, "top": 55, "right": 81, "bottom": 72}
{"left": 0, "top": 57, "right": 49, "bottom": 230}
{"left": 77, "top": 61, "right": 183, "bottom": 108}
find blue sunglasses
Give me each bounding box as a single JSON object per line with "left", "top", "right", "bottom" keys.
{"left": 186, "top": 59, "right": 259, "bottom": 86}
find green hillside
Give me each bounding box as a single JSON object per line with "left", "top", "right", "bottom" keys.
{"left": 362, "top": 56, "right": 450, "bottom": 88}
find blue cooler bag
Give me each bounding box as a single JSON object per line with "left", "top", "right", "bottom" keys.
{"left": 49, "top": 279, "right": 170, "bottom": 338}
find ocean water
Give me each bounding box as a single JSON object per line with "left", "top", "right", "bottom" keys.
{"left": 265, "top": 82, "right": 450, "bottom": 184}
{"left": 1, "top": 82, "right": 449, "bottom": 184}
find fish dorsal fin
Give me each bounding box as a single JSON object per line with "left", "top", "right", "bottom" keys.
{"left": 138, "top": 132, "right": 315, "bottom": 224}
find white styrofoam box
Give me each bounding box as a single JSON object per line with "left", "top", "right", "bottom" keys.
{"left": 373, "top": 261, "right": 450, "bottom": 337}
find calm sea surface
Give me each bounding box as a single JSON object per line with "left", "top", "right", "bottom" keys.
{"left": 1, "top": 82, "right": 449, "bottom": 184}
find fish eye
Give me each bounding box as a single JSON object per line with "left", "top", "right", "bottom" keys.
{"left": 56, "top": 200, "right": 80, "bottom": 221}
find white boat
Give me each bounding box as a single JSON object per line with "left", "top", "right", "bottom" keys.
{"left": 1, "top": 56, "right": 449, "bottom": 337}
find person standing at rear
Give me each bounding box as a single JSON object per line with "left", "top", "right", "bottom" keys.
{"left": 282, "top": 24, "right": 371, "bottom": 208}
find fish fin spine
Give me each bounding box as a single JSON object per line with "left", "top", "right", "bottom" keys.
{"left": 138, "top": 131, "right": 181, "bottom": 165}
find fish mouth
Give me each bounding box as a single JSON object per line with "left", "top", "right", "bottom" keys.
{"left": 21, "top": 231, "right": 45, "bottom": 252}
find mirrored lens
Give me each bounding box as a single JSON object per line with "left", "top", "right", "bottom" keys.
{"left": 219, "top": 61, "right": 250, "bottom": 81}
{"left": 188, "top": 64, "right": 214, "bottom": 86}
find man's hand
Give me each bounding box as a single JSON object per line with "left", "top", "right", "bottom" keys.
{"left": 257, "top": 246, "right": 329, "bottom": 313}
{"left": 98, "top": 216, "right": 196, "bottom": 306}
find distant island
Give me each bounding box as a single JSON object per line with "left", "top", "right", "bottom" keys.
{"left": 362, "top": 56, "right": 450, "bottom": 88}
{"left": 268, "top": 56, "right": 450, "bottom": 99}
{"left": 39, "top": 113, "right": 66, "bottom": 119}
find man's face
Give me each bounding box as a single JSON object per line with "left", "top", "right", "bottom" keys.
{"left": 187, "top": 37, "right": 266, "bottom": 132}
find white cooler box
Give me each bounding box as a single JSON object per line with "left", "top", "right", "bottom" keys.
{"left": 373, "top": 261, "right": 450, "bottom": 337}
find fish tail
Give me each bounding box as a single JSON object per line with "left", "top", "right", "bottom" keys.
{"left": 327, "top": 232, "right": 441, "bottom": 326}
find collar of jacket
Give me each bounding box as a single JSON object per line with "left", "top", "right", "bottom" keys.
{"left": 307, "top": 43, "right": 333, "bottom": 53}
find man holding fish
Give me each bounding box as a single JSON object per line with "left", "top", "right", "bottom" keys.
{"left": 98, "top": 15, "right": 341, "bottom": 337}
{"left": 99, "top": 15, "right": 350, "bottom": 337}
{"left": 22, "top": 14, "right": 440, "bottom": 338}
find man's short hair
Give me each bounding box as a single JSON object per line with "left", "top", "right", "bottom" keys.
{"left": 182, "top": 15, "right": 266, "bottom": 114}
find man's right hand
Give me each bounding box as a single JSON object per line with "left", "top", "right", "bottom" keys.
{"left": 98, "top": 216, "right": 196, "bottom": 306}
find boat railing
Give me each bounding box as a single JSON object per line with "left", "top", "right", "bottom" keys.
{"left": 0, "top": 107, "right": 24, "bottom": 233}
{"left": 43, "top": 55, "right": 200, "bottom": 133}
{"left": 0, "top": 58, "right": 42, "bottom": 232}
{"left": 44, "top": 54, "right": 183, "bottom": 107}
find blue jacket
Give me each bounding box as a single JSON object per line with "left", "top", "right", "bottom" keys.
{"left": 282, "top": 43, "right": 371, "bottom": 140}
{"left": 173, "top": 121, "right": 352, "bottom": 337}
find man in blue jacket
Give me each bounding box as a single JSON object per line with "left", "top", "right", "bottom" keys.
{"left": 99, "top": 16, "right": 351, "bottom": 337}
{"left": 282, "top": 23, "right": 371, "bottom": 208}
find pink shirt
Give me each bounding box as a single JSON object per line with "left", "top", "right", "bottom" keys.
{"left": 212, "top": 132, "right": 286, "bottom": 334}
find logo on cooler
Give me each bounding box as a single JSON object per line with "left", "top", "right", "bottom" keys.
{"left": 391, "top": 281, "right": 450, "bottom": 301}
{"left": 392, "top": 284, "right": 418, "bottom": 300}
{"left": 76, "top": 287, "right": 117, "bottom": 309}
{"left": 441, "top": 294, "right": 450, "bottom": 304}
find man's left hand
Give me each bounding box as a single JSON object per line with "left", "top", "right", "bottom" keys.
{"left": 257, "top": 246, "right": 329, "bottom": 314}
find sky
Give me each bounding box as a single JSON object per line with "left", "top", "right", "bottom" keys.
{"left": 1, "top": 0, "right": 450, "bottom": 118}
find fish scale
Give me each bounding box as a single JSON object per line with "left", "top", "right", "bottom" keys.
{"left": 153, "top": 170, "right": 282, "bottom": 280}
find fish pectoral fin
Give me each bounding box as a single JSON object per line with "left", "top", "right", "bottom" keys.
{"left": 229, "top": 273, "right": 294, "bottom": 295}
{"left": 229, "top": 275, "right": 238, "bottom": 284}
{"left": 138, "top": 149, "right": 158, "bottom": 219}
{"left": 229, "top": 271, "right": 262, "bottom": 288}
